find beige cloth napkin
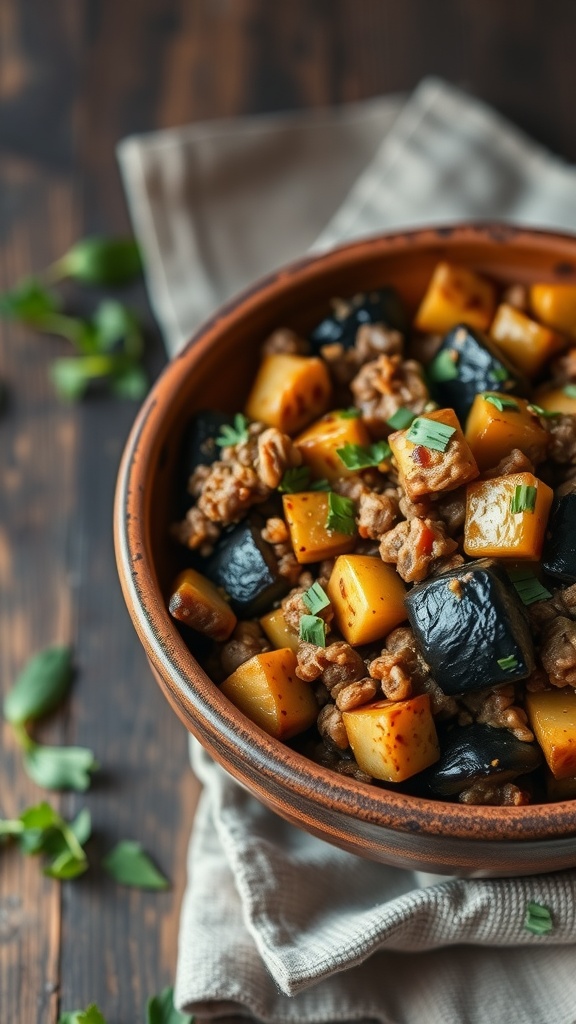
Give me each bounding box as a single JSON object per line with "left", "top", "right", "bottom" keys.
{"left": 118, "top": 78, "right": 576, "bottom": 1024}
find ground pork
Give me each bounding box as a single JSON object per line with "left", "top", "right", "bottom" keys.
{"left": 551, "top": 347, "right": 576, "bottom": 384}
{"left": 220, "top": 621, "right": 270, "bottom": 677}
{"left": 281, "top": 583, "right": 334, "bottom": 633}
{"left": 379, "top": 517, "right": 458, "bottom": 583}
{"left": 296, "top": 640, "right": 366, "bottom": 691}
{"left": 171, "top": 505, "right": 221, "bottom": 555}
{"left": 435, "top": 489, "right": 466, "bottom": 535}
{"left": 317, "top": 704, "right": 349, "bottom": 749}
{"left": 368, "top": 651, "right": 412, "bottom": 701}
{"left": 354, "top": 323, "right": 404, "bottom": 361}
{"left": 334, "top": 677, "right": 379, "bottom": 712}
{"left": 546, "top": 414, "right": 576, "bottom": 465}
{"left": 483, "top": 448, "right": 535, "bottom": 478}
{"left": 308, "top": 739, "right": 372, "bottom": 781}
{"left": 458, "top": 684, "right": 534, "bottom": 743}
{"left": 539, "top": 616, "right": 576, "bottom": 688}
{"left": 458, "top": 781, "right": 530, "bottom": 805}
{"left": 256, "top": 427, "right": 302, "bottom": 489}
{"left": 262, "top": 327, "right": 310, "bottom": 356}
{"left": 357, "top": 490, "right": 400, "bottom": 540}
{"left": 351, "top": 354, "right": 429, "bottom": 430}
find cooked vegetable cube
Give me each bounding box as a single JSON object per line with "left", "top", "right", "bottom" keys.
{"left": 342, "top": 694, "right": 440, "bottom": 783}
{"left": 220, "top": 649, "right": 318, "bottom": 740}
{"left": 542, "top": 494, "right": 576, "bottom": 583}
{"left": 282, "top": 492, "right": 356, "bottom": 564}
{"left": 427, "top": 324, "right": 524, "bottom": 425}
{"left": 245, "top": 354, "right": 332, "bottom": 435}
{"left": 414, "top": 262, "right": 496, "bottom": 335}
{"left": 489, "top": 303, "right": 566, "bottom": 377}
{"left": 464, "top": 392, "right": 549, "bottom": 471}
{"left": 309, "top": 288, "right": 407, "bottom": 353}
{"left": 533, "top": 385, "right": 576, "bottom": 416}
{"left": 327, "top": 554, "right": 407, "bottom": 646}
{"left": 295, "top": 411, "right": 372, "bottom": 482}
{"left": 204, "top": 518, "right": 290, "bottom": 616}
{"left": 464, "top": 472, "right": 553, "bottom": 560}
{"left": 175, "top": 410, "right": 233, "bottom": 514}
{"left": 168, "top": 568, "right": 237, "bottom": 641}
{"left": 416, "top": 724, "right": 542, "bottom": 797}
{"left": 530, "top": 282, "right": 576, "bottom": 338}
{"left": 404, "top": 558, "right": 535, "bottom": 695}
{"left": 526, "top": 689, "right": 576, "bottom": 780}
{"left": 388, "top": 408, "right": 478, "bottom": 500}
{"left": 260, "top": 608, "right": 299, "bottom": 653}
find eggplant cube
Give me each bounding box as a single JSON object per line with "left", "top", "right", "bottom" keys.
{"left": 418, "top": 724, "right": 542, "bottom": 797}
{"left": 404, "top": 558, "right": 535, "bottom": 695}
{"left": 175, "top": 410, "right": 233, "bottom": 514}
{"left": 542, "top": 493, "right": 576, "bottom": 583}
{"left": 203, "top": 518, "right": 289, "bottom": 617}
{"left": 309, "top": 288, "right": 406, "bottom": 353}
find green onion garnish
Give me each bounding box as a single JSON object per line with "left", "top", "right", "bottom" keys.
{"left": 563, "top": 384, "right": 576, "bottom": 399}
{"left": 406, "top": 417, "right": 456, "bottom": 452}
{"left": 524, "top": 901, "right": 553, "bottom": 936}
{"left": 299, "top": 614, "right": 327, "bottom": 647}
{"left": 216, "top": 413, "right": 250, "bottom": 447}
{"left": 336, "top": 441, "right": 392, "bottom": 470}
{"left": 484, "top": 394, "right": 520, "bottom": 412}
{"left": 302, "top": 581, "right": 330, "bottom": 616}
{"left": 507, "top": 568, "right": 552, "bottom": 606}
{"left": 387, "top": 407, "right": 416, "bottom": 431}
{"left": 497, "top": 655, "right": 519, "bottom": 671}
{"left": 338, "top": 407, "right": 361, "bottom": 419}
{"left": 490, "top": 366, "right": 510, "bottom": 383}
{"left": 527, "top": 403, "right": 561, "bottom": 418}
{"left": 428, "top": 349, "right": 459, "bottom": 382}
{"left": 326, "top": 492, "right": 356, "bottom": 535}
{"left": 510, "top": 484, "right": 537, "bottom": 514}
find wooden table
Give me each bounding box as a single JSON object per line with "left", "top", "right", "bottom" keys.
{"left": 1, "top": 2, "right": 575, "bottom": 1020}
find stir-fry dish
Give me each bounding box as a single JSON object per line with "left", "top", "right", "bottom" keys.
{"left": 168, "top": 262, "right": 576, "bottom": 805}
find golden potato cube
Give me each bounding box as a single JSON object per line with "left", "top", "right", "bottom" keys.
{"left": 295, "top": 411, "right": 372, "bottom": 482}
{"left": 526, "top": 689, "right": 576, "bottom": 780}
{"left": 490, "top": 303, "right": 566, "bottom": 377}
{"left": 389, "top": 408, "right": 479, "bottom": 500}
{"left": 530, "top": 283, "right": 576, "bottom": 338}
{"left": 327, "top": 554, "right": 407, "bottom": 646}
{"left": 220, "top": 649, "right": 318, "bottom": 740}
{"left": 260, "top": 608, "right": 299, "bottom": 654}
{"left": 343, "top": 694, "right": 440, "bottom": 783}
{"left": 464, "top": 392, "right": 549, "bottom": 471}
{"left": 282, "top": 492, "right": 356, "bottom": 564}
{"left": 464, "top": 472, "right": 554, "bottom": 560}
{"left": 414, "top": 261, "right": 496, "bottom": 334}
{"left": 533, "top": 386, "right": 576, "bottom": 416}
{"left": 245, "top": 354, "right": 332, "bottom": 435}
{"left": 168, "top": 568, "right": 237, "bottom": 641}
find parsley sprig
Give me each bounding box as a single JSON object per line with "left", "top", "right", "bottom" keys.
{"left": 326, "top": 492, "right": 356, "bottom": 535}
{"left": 337, "top": 440, "right": 391, "bottom": 470}
{"left": 216, "top": 413, "right": 250, "bottom": 447}
{"left": 58, "top": 986, "right": 193, "bottom": 1024}
{"left": 278, "top": 467, "right": 330, "bottom": 493}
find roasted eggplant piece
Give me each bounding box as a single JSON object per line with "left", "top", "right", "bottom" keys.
{"left": 416, "top": 724, "right": 542, "bottom": 797}
{"left": 428, "top": 324, "right": 525, "bottom": 425}
{"left": 203, "top": 516, "right": 290, "bottom": 617}
{"left": 180, "top": 410, "right": 233, "bottom": 474}
{"left": 542, "top": 493, "right": 576, "bottom": 583}
{"left": 404, "top": 558, "right": 535, "bottom": 695}
{"left": 309, "top": 288, "right": 407, "bottom": 353}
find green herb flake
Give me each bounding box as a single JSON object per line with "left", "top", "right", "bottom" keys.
{"left": 338, "top": 407, "right": 361, "bottom": 419}
{"left": 428, "top": 349, "right": 459, "bottom": 382}
{"left": 58, "top": 1004, "right": 108, "bottom": 1024}
{"left": 336, "top": 441, "right": 392, "bottom": 470}
{"left": 216, "top": 413, "right": 250, "bottom": 448}
{"left": 326, "top": 492, "right": 356, "bottom": 535}
{"left": 483, "top": 394, "right": 520, "bottom": 412}
{"left": 510, "top": 484, "right": 537, "bottom": 515}
{"left": 507, "top": 568, "right": 552, "bottom": 606}
{"left": 527, "top": 403, "right": 561, "bottom": 419}
{"left": 497, "top": 655, "right": 519, "bottom": 671}
{"left": 23, "top": 742, "right": 97, "bottom": 792}
{"left": 387, "top": 407, "right": 416, "bottom": 431}
{"left": 299, "top": 614, "right": 327, "bottom": 647}
{"left": 310, "top": 478, "right": 331, "bottom": 491}
{"left": 278, "top": 466, "right": 311, "bottom": 493}
{"left": 51, "top": 237, "right": 142, "bottom": 287}
{"left": 564, "top": 384, "right": 576, "bottom": 399}
{"left": 3, "top": 645, "right": 73, "bottom": 725}
{"left": 102, "top": 840, "right": 169, "bottom": 890}
{"left": 302, "top": 581, "right": 330, "bottom": 616}
{"left": 490, "top": 366, "right": 510, "bottom": 383}
{"left": 146, "top": 986, "right": 194, "bottom": 1024}
{"left": 406, "top": 417, "right": 456, "bottom": 453}
{"left": 524, "top": 901, "right": 553, "bottom": 936}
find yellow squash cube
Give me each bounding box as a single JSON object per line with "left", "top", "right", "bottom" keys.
{"left": 282, "top": 492, "right": 356, "bottom": 564}
{"left": 414, "top": 261, "right": 496, "bottom": 334}
{"left": 533, "top": 386, "right": 576, "bottom": 416}
{"left": 327, "top": 554, "right": 407, "bottom": 646}
{"left": 220, "top": 649, "right": 318, "bottom": 740}
{"left": 295, "top": 411, "right": 372, "bottom": 482}
{"left": 245, "top": 354, "right": 332, "bottom": 435}
{"left": 464, "top": 392, "right": 549, "bottom": 471}
{"left": 343, "top": 694, "right": 440, "bottom": 783}
{"left": 490, "top": 303, "right": 566, "bottom": 377}
{"left": 464, "top": 472, "right": 554, "bottom": 559}
{"left": 389, "top": 408, "right": 479, "bottom": 500}
{"left": 526, "top": 689, "right": 576, "bottom": 780}
{"left": 168, "top": 568, "right": 237, "bottom": 641}
{"left": 530, "top": 283, "right": 576, "bottom": 338}
{"left": 260, "top": 608, "right": 299, "bottom": 654}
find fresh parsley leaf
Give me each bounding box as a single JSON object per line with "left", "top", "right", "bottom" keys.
{"left": 102, "top": 841, "right": 169, "bottom": 889}
{"left": 23, "top": 742, "right": 97, "bottom": 792}
{"left": 0, "top": 277, "right": 59, "bottom": 324}
{"left": 507, "top": 568, "right": 552, "bottom": 606}
{"left": 58, "top": 1004, "right": 107, "bottom": 1024}
{"left": 51, "top": 237, "right": 142, "bottom": 286}
{"left": 109, "top": 363, "right": 148, "bottom": 400}
{"left": 278, "top": 466, "right": 311, "bottom": 493}
{"left": 302, "top": 581, "right": 330, "bottom": 615}
{"left": 564, "top": 385, "right": 576, "bottom": 399}
{"left": 483, "top": 394, "right": 520, "bottom": 412}
{"left": 387, "top": 407, "right": 416, "bottom": 430}
{"left": 338, "top": 407, "right": 361, "bottom": 419}
{"left": 406, "top": 417, "right": 456, "bottom": 452}
{"left": 0, "top": 819, "right": 25, "bottom": 840}
{"left": 299, "top": 614, "right": 327, "bottom": 647}
{"left": 326, "top": 492, "right": 356, "bottom": 535}
{"left": 497, "top": 655, "right": 519, "bottom": 671}
{"left": 524, "top": 901, "right": 553, "bottom": 935}
{"left": 7, "top": 800, "right": 89, "bottom": 876}
{"left": 336, "top": 441, "right": 391, "bottom": 470}
{"left": 310, "top": 478, "right": 331, "bottom": 491}
{"left": 44, "top": 848, "right": 89, "bottom": 881}
{"left": 92, "top": 299, "right": 143, "bottom": 355}
{"left": 527, "top": 403, "right": 561, "bottom": 419}
{"left": 510, "top": 484, "right": 537, "bottom": 514}
{"left": 3, "top": 645, "right": 73, "bottom": 725}
{"left": 215, "top": 413, "right": 250, "bottom": 448}
{"left": 146, "top": 986, "right": 194, "bottom": 1024}
{"left": 51, "top": 355, "right": 114, "bottom": 400}
{"left": 428, "top": 349, "right": 458, "bottom": 382}
{"left": 490, "top": 366, "right": 510, "bottom": 384}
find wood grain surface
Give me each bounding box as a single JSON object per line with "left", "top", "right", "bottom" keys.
{"left": 1, "top": 1, "right": 575, "bottom": 1020}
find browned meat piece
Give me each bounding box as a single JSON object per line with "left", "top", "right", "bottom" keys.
{"left": 262, "top": 328, "right": 310, "bottom": 356}
{"left": 547, "top": 414, "right": 576, "bottom": 465}
{"left": 350, "top": 354, "right": 429, "bottom": 431}
{"left": 384, "top": 626, "right": 430, "bottom": 684}
{"left": 354, "top": 323, "right": 404, "bottom": 361}
{"left": 459, "top": 684, "right": 534, "bottom": 743}
{"left": 318, "top": 558, "right": 336, "bottom": 586}
{"left": 551, "top": 346, "right": 576, "bottom": 384}
{"left": 435, "top": 488, "right": 466, "bottom": 535}
{"left": 459, "top": 781, "right": 530, "bottom": 805}
{"left": 398, "top": 491, "right": 436, "bottom": 521}
{"left": 483, "top": 448, "right": 535, "bottom": 478}
{"left": 556, "top": 467, "right": 576, "bottom": 498}
{"left": 317, "top": 704, "right": 349, "bottom": 749}
{"left": 282, "top": 583, "right": 334, "bottom": 633}
{"left": 379, "top": 517, "right": 458, "bottom": 583}
{"left": 528, "top": 583, "right": 576, "bottom": 632}
{"left": 368, "top": 651, "right": 412, "bottom": 701}
{"left": 420, "top": 676, "right": 459, "bottom": 719}
{"left": 501, "top": 283, "right": 528, "bottom": 311}
{"left": 540, "top": 616, "right": 576, "bottom": 688}
{"left": 188, "top": 463, "right": 211, "bottom": 497}
{"left": 171, "top": 505, "right": 221, "bottom": 555}
{"left": 320, "top": 342, "right": 359, "bottom": 390}
{"left": 296, "top": 640, "right": 366, "bottom": 690}
{"left": 261, "top": 517, "right": 289, "bottom": 545}
{"left": 220, "top": 621, "right": 270, "bottom": 677}
{"left": 332, "top": 475, "right": 370, "bottom": 502}
{"left": 198, "top": 461, "right": 270, "bottom": 524}
{"left": 357, "top": 490, "right": 400, "bottom": 540}
{"left": 256, "top": 427, "right": 302, "bottom": 489}
{"left": 428, "top": 553, "right": 466, "bottom": 577}
{"left": 335, "top": 677, "right": 379, "bottom": 712}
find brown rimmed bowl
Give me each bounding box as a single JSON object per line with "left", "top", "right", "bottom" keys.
{"left": 115, "top": 223, "right": 576, "bottom": 877}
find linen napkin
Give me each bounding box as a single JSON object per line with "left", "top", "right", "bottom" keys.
{"left": 118, "top": 78, "right": 576, "bottom": 1024}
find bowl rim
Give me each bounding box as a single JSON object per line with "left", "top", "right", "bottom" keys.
{"left": 115, "top": 221, "right": 576, "bottom": 843}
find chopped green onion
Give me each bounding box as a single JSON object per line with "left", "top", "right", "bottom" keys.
{"left": 406, "top": 417, "right": 456, "bottom": 453}
{"left": 336, "top": 441, "right": 392, "bottom": 470}
{"left": 216, "top": 413, "right": 250, "bottom": 447}
{"left": 428, "top": 349, "right": 459, "bottom": 382}
{"left": 387, "top": 407, "right": 416, "bottom": 431}
{"left": 299, "top": 614, "right": 326, "bottom": 647}
{"left": 510, "top": 484, "right": 537, "bottom": 515}
{"left": 278, "top": 466, "right": 311, "bottom": 493}
{"left": 338, "top": 407, "right": 361, "bottom": 419}
{"left": 497, "top": 655, "right": 519, "bottom": 671}
{"left": 563, "top": 384, "right": 576, "bottom": 399}
{"left": 527, "top": 403, "right": 561, "bottom": 419}
{"left": 490, "top": 366, "right": 510, "bottom": 383}
{"left": 326, "top": 492, "right": 356, "bottom": 535}
{"left": 483, "top": 394, "right": 520, "bottom": 412}
{"left": 302, "top": 581, "right": 330, "bottom": 616}
{"left": 507, "top": 568, "right": 552, "bottom": 606}
{"left": 524, "top": 901, "right": 553, "bottom": 936}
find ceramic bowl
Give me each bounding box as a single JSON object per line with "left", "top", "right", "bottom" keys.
{"left": 114, "top": 223, "right": 576, "bottom": 877}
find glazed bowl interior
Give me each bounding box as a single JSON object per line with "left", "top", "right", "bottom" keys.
{"left": 115, "top": 224, "right": 576, "bottom": 876}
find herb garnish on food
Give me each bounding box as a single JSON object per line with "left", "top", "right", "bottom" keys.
{"left": 497, "top": 655, "right": 519, "bottom": 671}
{"left": 483, "top": 394, "right": 520, "bottom": 412}
{"left": 302, "top": 581, "right": 330, "bottom": 615}
{"left": 507, "top": 568, "right": 552, "bottom": 606}
{"left": 338, "top": 407, "right": 361, "bottom": 419}
{"left": 428, "top": 349, "right": 459, "bottom": 382}
{"left": 215, "top": 413, "right": 250, "bottom": 447}
{"left": 524, "top": 901, "right": 553, "bottom": 935}
{"left": 406, "top": 418, "right": 456, "bottom": 452}
{"left": 299, "top": 614, "right": 327, "bottom": 647}
{"left": 326, "top": 492, "right": 356, "bottom": 534}
{"left": 278, "top": 467, "right": 330, "bottom": 493}
{"left": 387, "top": 406, "right": 416, "bottom": 430}
{"left": 337, "top": 441, "right": 392, "bottom": 470}
{"left": 510, "top": 484, "right": 537, "bottom": 514}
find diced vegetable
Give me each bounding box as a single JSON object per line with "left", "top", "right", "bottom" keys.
{"left": 295, "top": 411, "right": 372, "bottom": 482}
{"left": 168, "top": 568, "right": 237, "bottom": 641}
{"left": 542, "top": 493, "right": 576, "bottom": 583}
{"left": 530, "top": 282, "right": 576, "bottom": 338}
{"left": 309, "top": 288, "right": 407, "bottom": 353}
{"left": 464, "top": 392, "right": 549, "bottom": 471}
{"left": 533, "top": 386, "right": 576, "bottom": 416}
{"left": 414, "top": 262, "right": 496, "bottom": 335}
{"left": 282, "top": 491, "right": 356, "bottom": 564}
{"left": 525, "top": 689, "right": 576, "bottom": 780}
{"left": 245, "top": 353, "right": 332, "bottom": 435}
{"left": 464, "top": 472, "right": 553, "bottom": 560}
{"left": 220, "top": 649, "right": 318, "bottom": 740}
{"left": 416, "top": 724, "right": 542, "bottom": 797}
{"left": 204, "top": 518, "right": 290, "bottom": 616}
{"left": 326, "top": 554, "right": 407, "bottom": 646}
{"left": 260, "top": 608, "right": 299, "bottom": 653}
{"left": 489, "top": 303, "right": 566, "bottom": 377}
{"left": 175, "top": 410, "right": 233, "bottom": 513}
{"left": 342, "top": 694, "right": 440, "bottom": 783}
{"left": 404, "top": 558, "right": 535, "bottom": 695}
{"left": 388, "top": 407, "right": 478, "bottom": 500}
